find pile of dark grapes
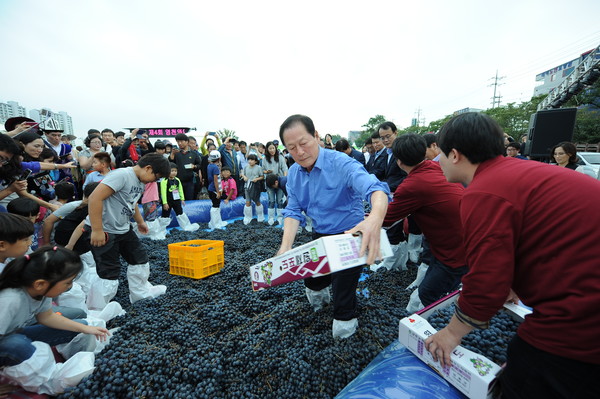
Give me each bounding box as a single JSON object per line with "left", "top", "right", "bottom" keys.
{"left": 427, "top": 303, "right": 521, "bottom": 365}
{"left": 57, "top": 220, "right": 419, "bottom": 399}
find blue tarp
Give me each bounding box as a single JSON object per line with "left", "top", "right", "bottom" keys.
{"left": 336, "top": 340, "right": 466, "bottom": 399}
{"left": 141, "top": 193, "right": 271, "bottom": 228}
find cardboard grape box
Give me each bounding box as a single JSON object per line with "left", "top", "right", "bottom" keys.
{"left": 399, "top": 292, "right": 532, "bottom": 399}
{"left": 250, "top": 230, "right": 392, "bottom": 291}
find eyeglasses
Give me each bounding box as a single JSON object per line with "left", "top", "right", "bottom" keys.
{"left": 0, "top": 156, "right": 11, "bottom": 166}
{"left": 380, "top": 134, "right": 394, "bottom": 141}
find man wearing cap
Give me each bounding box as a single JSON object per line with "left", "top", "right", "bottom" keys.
{"left": 118, "top": 129, "right": 155, "bottom": 167}
{"left": 41, "top": 118, "right": 74, "bottom": 184}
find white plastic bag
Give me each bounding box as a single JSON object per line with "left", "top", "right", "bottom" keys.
{"left": 75, "top": 251, "right": 98, "bottom": 295}
{"left": 127, "top": 263, "right": 167, "bottom": 303}
{"left": 86, "top": 278, "right": 119, "bottom": 310}
{"left": 305, "top": 287, "right": 330, "bottom": 312}
{"left": 55, "top": 332, "right": 98, "bottom": 359}
{"left": 332, "top": 318, "right": 358, "bottom": 339}
{"left": 87, "top": 301, "right": 126, "bottom": 323}
{"left": 0, "top": 341, "right": 95, "bottom": 395}
{"left": 56, "top": 282, "right": 89, "bottom": 313}
{"left": 406, "top": 263, "right": 429, "bottom": 290}
{"left": 372, "top": 242, "right": 408, "bottom": 272}
{"left": 406, "top": 289, "right": 424, "bottom": 313}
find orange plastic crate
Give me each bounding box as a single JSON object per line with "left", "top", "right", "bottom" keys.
{"left": 168, "top": 240, "right": 224, "bottom": 279}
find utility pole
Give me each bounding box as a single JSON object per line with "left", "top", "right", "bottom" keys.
{"left": 489, "top": 70, "right": 505, "bottom": 108}
{"left": 412, "top": 107, "right": 425, "bottom": 127}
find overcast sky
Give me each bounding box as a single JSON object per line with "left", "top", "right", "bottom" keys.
{"left": 1, "top": 0, "right": 599, "bottom": 144}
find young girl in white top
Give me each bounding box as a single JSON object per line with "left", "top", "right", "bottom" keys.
{"left": 0, "top": 246, "right": 108, "bottom": 394}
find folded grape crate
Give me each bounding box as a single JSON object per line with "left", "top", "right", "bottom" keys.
{"left": 168, "top": 240, "right": 224, "bottom": 279}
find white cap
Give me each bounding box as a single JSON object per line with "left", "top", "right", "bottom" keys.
{"left": 41, "top": 118, "right": 63, "bottom": 132}
{"left": 208, "top": 150, "right": 221, "bottom": 161}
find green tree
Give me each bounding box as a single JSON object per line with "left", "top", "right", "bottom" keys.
{"left": 355, "top": 114, "right": 387, "bottom": 148}
{"left": 330, "top": 134, "right": 343, "bottom": 143}
{"left": 483, "top": 96, "right": 545, "bottom": 141}
{"left": 567, "top": 78, "right": 600, "bottom": 109}
{"left": 426, "top": 114, "right": 453, "bottom": 133}
{"left": 566, "top": 79, "right": 600, "bottom": 143}
{"left": 572, "top": 108, "right": 600, "bottom": 144}
{"left": 217, "top": 128, "right": 238, "bottom": 140}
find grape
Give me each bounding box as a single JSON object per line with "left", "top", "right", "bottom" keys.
{"left": 57, "top": 221, "right": 422, "bottom": 398}
{"left": 427, "top": 303, "right": 520, "bottom": 365}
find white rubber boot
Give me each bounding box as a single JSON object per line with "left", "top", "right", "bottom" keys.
{"left": 256, "top": 204, "right": 265, "bottom": 223}
{"left": 332, "top": 318, "right": 358, "bottom": 339}
{"left": 305, "top": 287, "right": 331, "bottom": 311}
{"left": 406, "top": 262, "right": 430, "bottom": 290}
{"left": 176, "top": 214, "right": 199, "bottom": 232}
{"left": 243, "top": 205, "right": 253, "bottom": 225}
{"left": 86, "top": 278, "right": 119, "bottom": 311}
{"left": 0, "top": 341, "right": 95, "bottom": 395}
{"left": 127, "top": 263, "right": 167, "bottom": 303}
{"left": 407, "top": 233, "right": 423, "bottom": 263}
{"left": 267, "top": 208, "right": 276, "bottom": 225}
{"left": 276, "top": 208, "right": 284, "bottom": 225}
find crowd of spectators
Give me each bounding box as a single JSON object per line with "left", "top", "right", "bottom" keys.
{"left": 1, "top": 113, "right": 599, "bottom": 397}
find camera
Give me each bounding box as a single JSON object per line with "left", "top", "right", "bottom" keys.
{"left": 18, "top": 169, "right": 32, "bottom": 181}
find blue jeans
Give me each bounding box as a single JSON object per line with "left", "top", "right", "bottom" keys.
{"left": 418, "top": 255, "right": 467, "bottom": 306}
{"left": 0, "top": 319, "right": 87, "bottom": 367}
{"left": 267, "top": 186, "right": 284, "bottom": 208}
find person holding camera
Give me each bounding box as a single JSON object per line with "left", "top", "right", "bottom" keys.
{"left": 118, "top": 129, "right": 155, "bottom": 168}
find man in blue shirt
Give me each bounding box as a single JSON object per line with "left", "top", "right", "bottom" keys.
{"left": 277, "top": 114, "right": 390, "bottom": 339}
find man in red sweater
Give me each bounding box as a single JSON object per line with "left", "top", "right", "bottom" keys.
{"left": 425, "top": 112, "right": 600, "bottom": 398}
{"left": 383, "top": 134, "right": 466, "bottom": 309}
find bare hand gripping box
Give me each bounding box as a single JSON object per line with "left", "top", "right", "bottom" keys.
{"left": 250, "top": 230, "right": 392, "bottom": 291}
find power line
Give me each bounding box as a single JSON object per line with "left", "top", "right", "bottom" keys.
{"left": 489, "top": 70, "right": 506, "bottom": 108}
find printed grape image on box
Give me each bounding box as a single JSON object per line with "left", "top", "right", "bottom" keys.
{"left": 250, "top": 230, "right": 392, "bottom": 291}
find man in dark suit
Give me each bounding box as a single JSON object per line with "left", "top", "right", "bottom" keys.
{"left": 335, "top": 138, "right": 366, "bottom": 168}
{"left": 379, "top": 122, "right": 407, "bottom": 192}
{"left": 368, "top": 131, "right": 387, "bottom": 181}
{"left": 371, "top": 121, "right": 409, "bottom": 272}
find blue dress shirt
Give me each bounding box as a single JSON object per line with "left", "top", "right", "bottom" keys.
{"left": 282, "top": 147, "right": 389, "bottom": 234}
